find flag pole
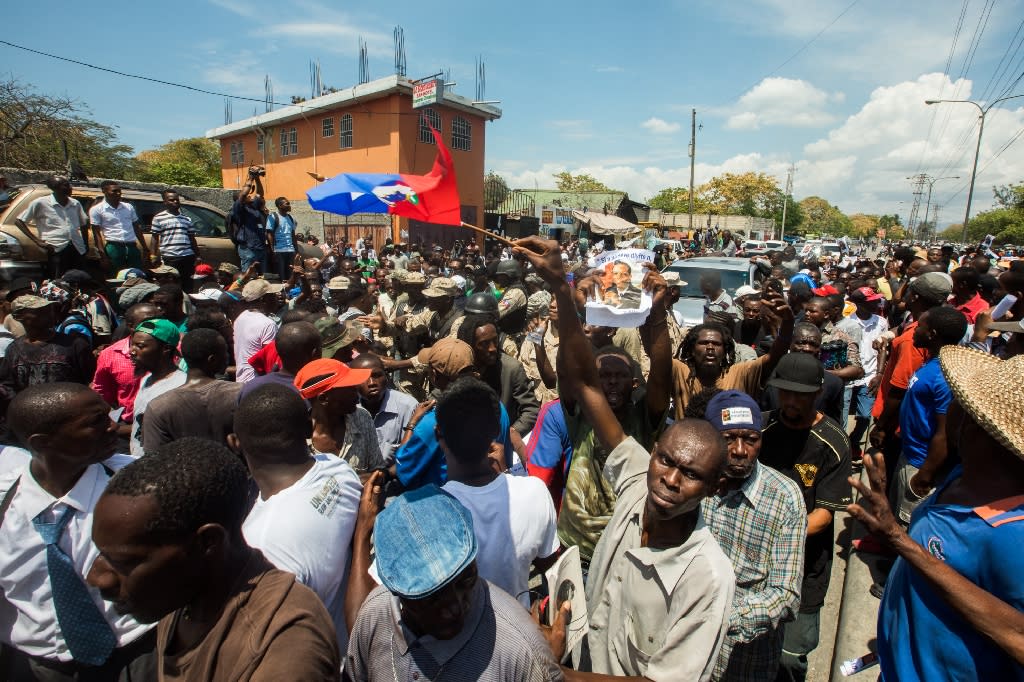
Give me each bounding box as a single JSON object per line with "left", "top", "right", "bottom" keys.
{"left": 460, "top": 221, "right": 516, "bottom": 247}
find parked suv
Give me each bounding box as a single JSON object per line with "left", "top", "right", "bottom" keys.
{"left": 0, "top": 184, "right": 239, "bottom": 281}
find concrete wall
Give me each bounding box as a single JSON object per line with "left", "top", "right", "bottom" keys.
{"left": 655, "top": 212, "right": 777, "bottom": 239}
{"left": 0, "top": 166, "right": 237, "bottom": 212}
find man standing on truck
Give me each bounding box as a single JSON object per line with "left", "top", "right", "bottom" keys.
{"left": 89, "top": 181, "right": 153, "bottom": 272}
{"left": 150, "top": 190, "right": 200, "bottom": 291}
{"left": 13, "top": 176, "right": 90, "bottom": 278}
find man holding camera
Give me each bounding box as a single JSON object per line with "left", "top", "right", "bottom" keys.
{"left": 232, "top": 166, "right": 272, "bottom": 272}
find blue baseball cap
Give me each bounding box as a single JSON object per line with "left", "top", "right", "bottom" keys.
{"left": 790, "top": 273, "right": 816, "bottom": 289}
{"left": 705, "top": 390, "right": 762, "bottom": 432}
{"left": 374, "top": 485, "right": 477, "bottom": 599}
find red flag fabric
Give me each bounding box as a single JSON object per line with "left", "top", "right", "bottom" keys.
{"left": 390, "top": 127, "right": 462, "bottom": 225}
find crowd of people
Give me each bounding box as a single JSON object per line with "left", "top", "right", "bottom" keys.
{"left": 0, "top": 173, "right": 1023, "bottom": 682}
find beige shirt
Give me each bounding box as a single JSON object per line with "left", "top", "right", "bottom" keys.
{"left": 671, "top": 355, "right": 771, "bottom": 420}
{"left": 586, "top": 436, "right": 735, "bottom": 682}
{"left": 518, "top": 325, "right": 560, "bottom": 404}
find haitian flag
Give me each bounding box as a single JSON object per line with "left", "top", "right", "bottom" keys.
{"left": 306, "top": 127, "right": 461, "bottom": 225}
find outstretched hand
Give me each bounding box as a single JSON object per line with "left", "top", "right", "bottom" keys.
{"left": 513, "top": 237, "right": 565, "bottom": 286}
{"left": 847, "top": 453, "right": 907, "bottom": 549}
{"left": 641, "top": 269, "right": 669, "bottom": 314}
{"left": 761, "top": 288, "right": 793, "bottom": 321}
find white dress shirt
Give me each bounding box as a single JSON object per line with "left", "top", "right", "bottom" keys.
{"left": 0, "top": 459, "right": 153, "bottom": 661}
{"left": 18, "top": 194, "right": 88, "bottom": 254}
{"left": 88, "top": 200, "right": 139, "bottom": 243}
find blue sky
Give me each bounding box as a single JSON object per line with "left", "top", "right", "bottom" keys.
{"left": 4, "top": 0, "right": 1024, "bottom": 227}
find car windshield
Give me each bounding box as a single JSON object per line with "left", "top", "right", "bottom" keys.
{"left": 180, "top": 205, "right": 228, "bottom": 238}
{"left": 664, "top": 264, "right": 751, "bottom": 298}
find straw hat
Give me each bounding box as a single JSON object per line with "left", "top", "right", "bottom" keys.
{"left": 939, "top": 346, "right": 1024, "bottom": 459}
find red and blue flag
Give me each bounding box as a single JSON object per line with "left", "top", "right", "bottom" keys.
{"left": 306, "top": 127, "right": 461, "bottom": 225}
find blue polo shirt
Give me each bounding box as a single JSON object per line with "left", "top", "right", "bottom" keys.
{"left": 899, "top": 358, "right": 952, "bottom": 468}
{"left": 878, "top": 467, "right": 1024, "bottom": 680}
{"left": 395, "top": 403, "right": 512, "bottom": 490}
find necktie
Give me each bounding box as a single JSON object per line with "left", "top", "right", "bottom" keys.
{"left": 33, "top": 505, "right": 117, "bottom": 666}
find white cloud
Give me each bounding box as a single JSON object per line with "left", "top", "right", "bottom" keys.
{"left": 596, "top": 66, "right": 625, "bottom": 73}
{"left": 641, "top": 117, "right": 681, "bottom": 134}
{"left": 493, "top": 72, "right": 1024, "bottom": 224}
{"left": 726, "top": 77, "right": 838, "bottom": 130}
{"left": 701, "top": 0, "right": 1009, "bottom": 84}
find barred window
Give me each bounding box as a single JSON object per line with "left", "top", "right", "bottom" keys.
{"left": 322, "top": 117, "right": 334, "bottom": 137}
{"left": 339, "top": 114, "right": 353, "bottom": 149}
{"left": 451, "top": 116, "right": 471, "bottom": 151}
{"left": 229, "top": 140, "right": 245, "bottom": 164}
{"left": 419, "top": 108, "right": 441, "bottom": 143}
{"left": 280, "top": 127, "right": 298, "bottom": 156}
{"left": 256, "top": 134, "right": 264, "bottom": 152}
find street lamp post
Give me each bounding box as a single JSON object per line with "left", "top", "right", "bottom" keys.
{"left": 925, "top": 93, "right": 1024, "bottom": 242}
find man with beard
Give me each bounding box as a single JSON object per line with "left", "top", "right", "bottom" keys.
{"left": 700, "top": 390, "right": 806, "bottom": 681}
{"left": 671, "top": 289, "right": 794, "bottom": 419}
{"left": 760, "top": 353, "right": 852, "bottom": 682}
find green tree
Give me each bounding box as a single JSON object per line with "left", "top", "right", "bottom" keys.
{"left": 848, "top": 213, "right": 879, "bottom": 238}
{"left": 137, "top": 137, "right": 222, "bottom": 187}
{"left": 483, "top": 171, "right": 510, "bottom": 210}
{"left": 0, "top": 78, "right": 140, "bottom": 178}
{"left": 553, "top": 172, "right": 613, "bottom": 193}
{"left": 648, "top": 186, "right": 712, "bottom": 213}
{"left": 699, "top": 171, "right": 781, "bottom": 215}
{"left": 797, "top": 196, "right": 853, "bottom": 236}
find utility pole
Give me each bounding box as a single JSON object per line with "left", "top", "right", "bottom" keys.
{"left": 780, "top": 164, "right": 795, "bottom": 241}
{"left": 688, "top": 108, "right": 696, "bottom": 232}
{"left": 906, "top": 174, "right": 927, "bottom": 241}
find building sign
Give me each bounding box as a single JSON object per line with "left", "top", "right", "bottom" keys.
{"left": 539, "top": 206, "right": 574, "bottom": 235}
{"left": 412, "top": 79, "right": 444, "bottom": 109}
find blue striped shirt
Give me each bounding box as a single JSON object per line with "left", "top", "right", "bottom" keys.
{"left": 151, "top": 210, "right": 196, "bottom": 257}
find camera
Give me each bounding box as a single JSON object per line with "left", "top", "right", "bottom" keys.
{"left": 248, "top": 166, "right": 266, "bottom": 177}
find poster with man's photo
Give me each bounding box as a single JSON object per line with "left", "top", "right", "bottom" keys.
{"left": 584, "top": 248, "right": 654, "bottom": 328}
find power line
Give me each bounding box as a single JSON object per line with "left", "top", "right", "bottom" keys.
{"left": 721, "top": 0, "right": 861, "bottom": 104}
{"left": 926, "top": 0, "right": 1000, "bottom": 179}
{"left": 0, "top": 39, "right": 436, "bottom": 121}
{"left": 914, "top": 0, "right": 971, "bottom": 174}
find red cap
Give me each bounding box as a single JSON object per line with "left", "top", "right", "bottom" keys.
{"left": 294, "top": 358, "right": 372, "bottom": 399}
{"left": 852, "top": 286, "right": 883, "bottom": 302}
{"left": 193, "top": 264, "right": 215, "bottom": 277}
{"left": 812, "top": 285, "right": 839, "bottom": 297}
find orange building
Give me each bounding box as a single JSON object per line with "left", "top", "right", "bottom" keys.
{"left": 205, "top": 74, "right": 501, "bottom": 244}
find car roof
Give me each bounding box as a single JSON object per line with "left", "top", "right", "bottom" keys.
{"left": 664, "top": 257, "right": 751, "bottom": 271}
{"left": 15, "top": 183, "right": 226, "bottom": 215}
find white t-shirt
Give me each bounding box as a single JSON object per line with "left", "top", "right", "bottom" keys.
{"left": 243, "top": 454, "right": 362, "bottom": 653}
{"left": 130, "top": 370, "right": 187, "bottom": 457}
{"left": 233, "top": 309, "right": 277, "bottom": 383}
{"left": 18, "top": 194, "right": 88, "bottom": 253}
{"left": 443, "top": 474, "right": 560, "bottom": 609}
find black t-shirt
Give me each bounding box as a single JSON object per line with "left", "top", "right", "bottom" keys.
{"left": 760, "top": 411, "right": 852, "bottom": 612}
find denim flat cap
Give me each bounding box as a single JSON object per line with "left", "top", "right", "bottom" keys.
{"left": 374, "top": 485, "right": 478, "bottom": 599}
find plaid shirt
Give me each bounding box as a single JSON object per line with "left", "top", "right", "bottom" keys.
{"left": 701, "top": 461, "right": 807, "bottom": 681}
